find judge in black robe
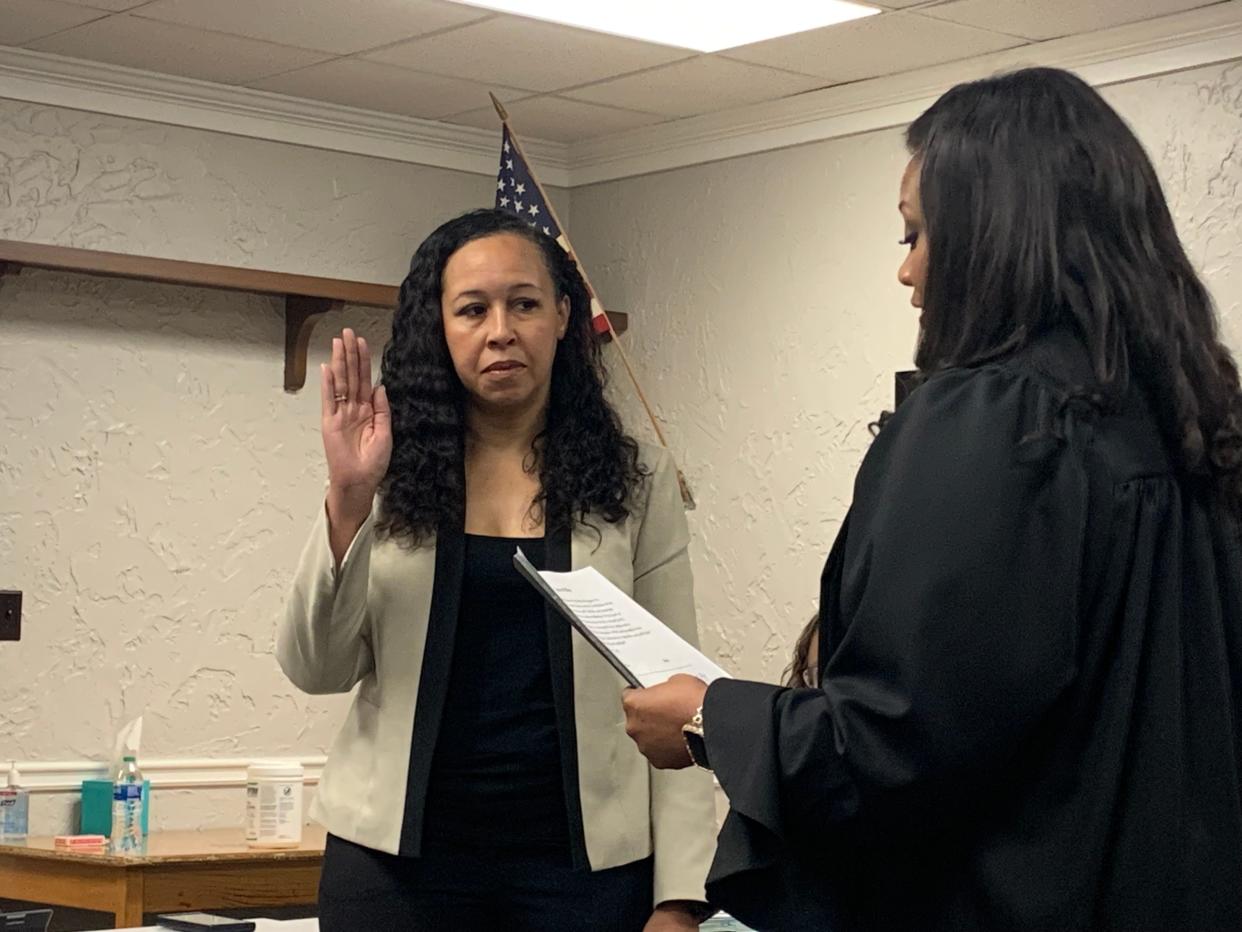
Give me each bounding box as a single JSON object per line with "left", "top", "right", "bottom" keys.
{"left": 704, "top": 332, "right": 1242, "bottom": 931}
{"left": 622, "top": 67, "right": 1242, "bottom": 932}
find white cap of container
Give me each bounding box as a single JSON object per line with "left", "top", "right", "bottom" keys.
{"left": 247, "top": 761, "right": 304, "bottom": 780}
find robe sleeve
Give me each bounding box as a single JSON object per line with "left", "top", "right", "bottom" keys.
{"left": 704, "top": 366, "right": 1090, "bottom": 923}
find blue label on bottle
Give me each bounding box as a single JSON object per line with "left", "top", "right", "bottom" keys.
{"left": 113, "top": 783, "right": 143, "bottom": 802}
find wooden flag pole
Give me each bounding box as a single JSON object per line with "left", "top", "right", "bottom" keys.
{"left": 489, "top": 94, "right": 696, "bottom": 509}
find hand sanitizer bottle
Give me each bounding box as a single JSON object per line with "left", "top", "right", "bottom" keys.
{"left": 0, "top": 762, "right": 29, "bottom": 840}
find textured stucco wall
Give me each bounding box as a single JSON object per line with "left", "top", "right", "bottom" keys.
{"left": 571, "top": 60, "right": 1242, "bottom": 684}
{"left": 0, "top": 100, "right": 519, "bottom": 833}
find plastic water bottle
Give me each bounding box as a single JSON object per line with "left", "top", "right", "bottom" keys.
{"left": 110, "top": 755, "right": 144, "bottom": 854}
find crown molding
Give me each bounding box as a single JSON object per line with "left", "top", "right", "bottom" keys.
{"left": 566, "top": 2, "right": 1242, "bottom": 185}
{"left": 0, "top": 46, "right": 571, "bottom": 187}
{"left": 0, "top": 4, "right": 1240, "bottom": 190}
{"left": 3, "top": 756, "right": 327, "bottom": 793}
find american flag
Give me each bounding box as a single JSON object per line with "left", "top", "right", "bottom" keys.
{"left": 495, "top": 125, "right": 611, "bottom": 335}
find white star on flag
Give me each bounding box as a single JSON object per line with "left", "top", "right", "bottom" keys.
{"left": 499, "top": 196, "right": 510, "bottom": 207}
{"left": 529, "top": 204, "right": 539, "bottom": 217}
{"left": 514, "top": 200, "right": 523, "bottom": 212}
{"left": 515, "top": 183, "right": 526, "bottom": 195}
{"left": 497, "top": 179, "right": 505, "bottom": 191}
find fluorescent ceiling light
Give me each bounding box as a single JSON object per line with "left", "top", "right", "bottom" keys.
{"left": 443, "top": 0, "right": 881, "bottom": 53}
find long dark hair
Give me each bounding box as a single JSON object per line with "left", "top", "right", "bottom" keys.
{"left": 377, "top": 208, "right": 645, "bottom": 545}
{"left": 906, "top": 67, "right": 1242, "bottom": 514}
{"left": 783, "top": 613, "right": 820, "bottom": 688}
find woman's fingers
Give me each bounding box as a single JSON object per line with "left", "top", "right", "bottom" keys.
{"left": 320, "top": 363, "right": 335, "bottom": 419}
{"left": 330, "top": 336, "right": 348, "bottom": 406}
{"left": 327, "top": 328, "right": 375, "bottom": 411}
{"left": 358, "top": 336, "right": 373, "bottom": 401}
{"left": 342, "top": 328, "right": 360, "bottom": 403}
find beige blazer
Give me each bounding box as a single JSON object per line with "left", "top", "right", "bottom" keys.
{"left": 277, "top": 443, "right": 716, "bottom": 906}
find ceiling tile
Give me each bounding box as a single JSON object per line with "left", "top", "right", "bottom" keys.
{"left": 250, "top": 59, "right": 527, "bottom": 120}
{"left": 50, "top": 0, "right": 150, "bottom": 10}
{"left": 564, "top": 56, "right": 826, "bottom": 119}
{"left": 444, "top": 96, "right": 665, "bottom": 143}
{"left": 364, "top": 15, "right": 690, "bottom": 93}
{"left": 0, "top": 0, "right": 107, "bottom": 46}
{"left": 921, "top": 0, "right": 1222, "bottom": 41}
{"left": 25, "top": 15, "right": 330, "bottom": 85}
{"left": 134, "top": 0, "right": 490, "bottom": 56}
{"left": 722, "top": 11, "right": 1025, "bottom": 82}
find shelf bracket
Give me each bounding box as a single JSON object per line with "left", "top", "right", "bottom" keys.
{"left": 284, "top": 296, "right": 341, "bottom": 393}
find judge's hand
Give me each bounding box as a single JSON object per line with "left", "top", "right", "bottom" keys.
{"left": 622, "top": 674, "right": 708, "bottom": 770}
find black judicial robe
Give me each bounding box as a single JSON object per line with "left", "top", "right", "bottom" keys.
{"left": 703, "top": 330, "right": 1242, "bottom": 931}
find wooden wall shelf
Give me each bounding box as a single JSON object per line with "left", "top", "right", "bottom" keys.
{"left": 0, "top": 239, "right": 627, "bottom": 392}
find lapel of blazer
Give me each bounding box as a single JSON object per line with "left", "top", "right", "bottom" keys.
{"left": 398, "top": 521, "right": 465, "bottom": 856}
{"left": 545, "top": 515, "right": 589, "bottom": 868}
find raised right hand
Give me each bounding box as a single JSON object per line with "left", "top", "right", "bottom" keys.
{"left": 321, "top": 328, "right": 392, "bottom": 520}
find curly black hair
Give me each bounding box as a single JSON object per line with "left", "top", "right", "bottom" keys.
{"left": 376, "top": 208, "right": 646, "bottom": 545}
{"left": 906, "top": 67, "right": 1242, "bottom": 516}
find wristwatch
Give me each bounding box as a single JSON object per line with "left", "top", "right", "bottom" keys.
{"left": 682, "top": 705, "right": 712, "bottom": 772}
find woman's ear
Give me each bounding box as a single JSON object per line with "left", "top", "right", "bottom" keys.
{"left": 557, "top": 295, "right": 570, "bottom": 339}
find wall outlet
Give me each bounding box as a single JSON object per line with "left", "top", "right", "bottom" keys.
{"left": 0, "top": 591, "right": 21, "bottom": 641}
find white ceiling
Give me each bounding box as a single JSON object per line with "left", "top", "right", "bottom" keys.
{"left": 0, "top": 0, "right": 1232, "bottom": 143}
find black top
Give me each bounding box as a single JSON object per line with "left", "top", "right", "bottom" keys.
{"left": 421, "top": 535, "right": 571, "bottom": 855}
{"left": 703, "top": 329, "right": 1242, "bottom": 931}
{"left": 396, "top": 521, "right": 587, "bottom": 865}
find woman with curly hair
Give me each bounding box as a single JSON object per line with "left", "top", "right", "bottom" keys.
{"left": 278, "top": 209, "right": 715, "bottom": 931}
{"left": 623, "top": 68, "right": 1242, "bottom": 931}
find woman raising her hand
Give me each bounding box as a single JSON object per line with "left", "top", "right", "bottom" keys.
{"left": 278, "top": 209, "right": 715, "bottom": 931}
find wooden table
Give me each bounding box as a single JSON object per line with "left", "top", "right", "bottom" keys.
{"left": 0, "top": 826, "right": 325, "bottom": 928}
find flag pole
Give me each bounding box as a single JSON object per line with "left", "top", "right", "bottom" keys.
{"left": 489, "top": 94, "right": 696, "bottom": 509}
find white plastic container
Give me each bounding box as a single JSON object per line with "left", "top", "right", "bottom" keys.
{"left": 245, "top": 762, "right": 303, "bottom": 848}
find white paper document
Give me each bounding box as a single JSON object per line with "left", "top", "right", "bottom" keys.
{"left": 515, "top": 549, "right": 729, "bottom": 688}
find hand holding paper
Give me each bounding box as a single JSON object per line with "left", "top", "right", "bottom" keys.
{"left": 622, "top": 673, "right": 710, "bottom": 770}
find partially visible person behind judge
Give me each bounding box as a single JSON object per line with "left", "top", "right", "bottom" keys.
{"left": 782, "top": 614, "right": 819, "bottom": 689}
{"left": 278, "top": 209, "right": 715, "bottom": 931}
{"left": 622, "top": 67, "right": 1242, "bottom": 931}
